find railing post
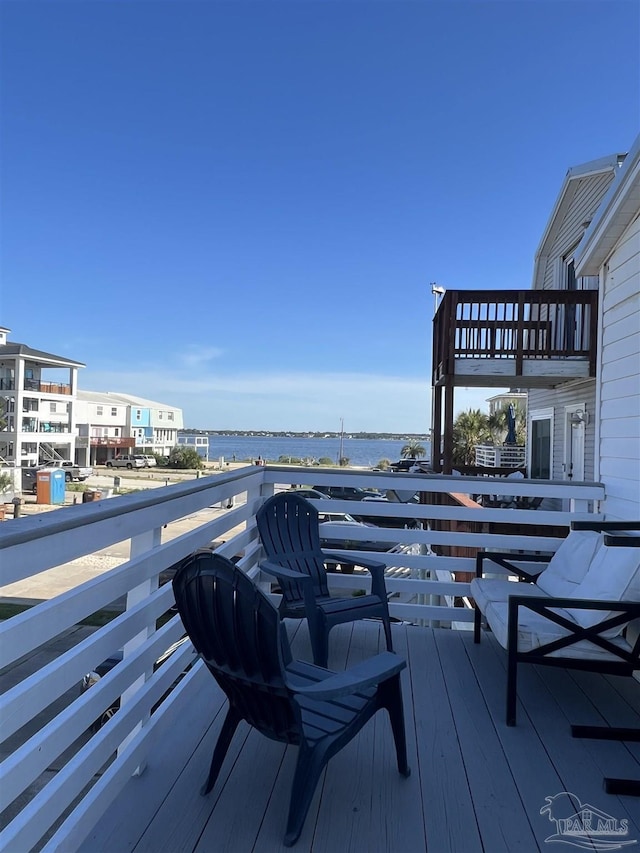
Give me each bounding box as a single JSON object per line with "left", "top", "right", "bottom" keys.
{"left": 443, "top": 383, "right": 454, "bottom": 474}
{"left": 118, "top": 525, "right": 163, "bottom": 769}
{"left": 515, "top": 291, "right": 525, "bottom": 375}
{"left": 589, "top": 291, "right": 598, "bottom": 376}
{"left": 432, "top": 385, "right": 442, "bottom": 472}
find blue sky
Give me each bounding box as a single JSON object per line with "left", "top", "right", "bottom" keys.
{"left": 1, "top": 1, "right": 638, "bottom": 432}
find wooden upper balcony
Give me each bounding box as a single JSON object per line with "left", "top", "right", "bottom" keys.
{"left": 432, "top": 289, "right": 598, "bottom": 388}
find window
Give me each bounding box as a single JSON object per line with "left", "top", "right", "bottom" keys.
{"left": 97, "top": 406, "right": 103, "bottom": 416}
{"left": 557, "top": 253, "right": 597, "bottom": 352}
{"left": 111, "top": 407, "right": 117, "bottom": 417}
{"left": 49, "top": 402, "right": 57, "bottom": 413}
{"left": 168, "top": 412, "right": 174, "bottom": 421}
{"left": 159, "top": 411, "right": 163, "bottom": 420}
{"left": 529, "top": 408, "right": 554, "bottom": 480}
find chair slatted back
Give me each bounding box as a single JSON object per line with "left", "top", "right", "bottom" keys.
{"left": 257, "top": 493, "right": 330, "bottom": 600}
{"left": 172, "top": 553, "right": 300, "bottom": 742}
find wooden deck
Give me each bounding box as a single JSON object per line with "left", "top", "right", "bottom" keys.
{"left": 80, "top": 621, "right": 640, "bottom": 853}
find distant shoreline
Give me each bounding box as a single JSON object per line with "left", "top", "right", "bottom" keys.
{"left": 181, "top": 430, "right": 427, "bottom": 440}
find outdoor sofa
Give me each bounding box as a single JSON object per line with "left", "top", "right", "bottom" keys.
{"left": 471, "top": 520, "right": 640, "bottom": 725}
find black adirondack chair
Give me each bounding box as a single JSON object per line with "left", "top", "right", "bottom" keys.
{"left": 172, "top": 552, "right": 410, "bottom": 847}
{"left": 256, "top": 491, "right": 394, "bottom": 667}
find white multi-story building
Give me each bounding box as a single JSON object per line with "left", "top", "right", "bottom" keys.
{"left": 0, "top": 327, "right": 86, "bottom": 467}
{"left": 485, "top": 391, "right": 527, "bottom": 418}
{"left": 75, "top": 391, "right": 135, "bottom": 465}
{"left": 76, "top": 391, "right": 184, "bottom": 462}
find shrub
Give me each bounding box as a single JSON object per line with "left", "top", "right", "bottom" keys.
{"left": 166, "top": 446, "right": 204, "bottom": 470}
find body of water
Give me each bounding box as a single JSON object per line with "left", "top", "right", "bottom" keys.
{"left": 205, "top": 435, "right": 430, "bottom": 468}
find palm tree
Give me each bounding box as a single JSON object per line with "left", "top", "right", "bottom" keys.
{"left": 400, "top": 439, "right": 426, "bottom": 460}
{"left": 451, "top": 409, "right": 491, "bottom": 466}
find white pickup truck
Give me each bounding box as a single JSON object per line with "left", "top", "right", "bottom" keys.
{"left": 45, "top": 460, "right": 93, "bottom": 482}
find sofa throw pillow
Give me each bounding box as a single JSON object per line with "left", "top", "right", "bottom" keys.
{"left": 536, "top": 530, "right": 602, "bottom": 598}
{"left": 568, "top": 543, "right": 640, "bottom": 633}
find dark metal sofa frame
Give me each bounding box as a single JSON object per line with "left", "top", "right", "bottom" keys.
{"left": 474, "top": 520, "right": 640, "bottom": 727}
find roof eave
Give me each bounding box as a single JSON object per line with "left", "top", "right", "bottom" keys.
{"left": 574, "top": 134, "right": 640, "bottom": 275}
{"left": 531, "top": 153, "right": 623, "bottom": 289}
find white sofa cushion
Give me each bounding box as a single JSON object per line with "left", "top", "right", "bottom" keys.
{"left": 470, "top": 577, "right": 543, "bottom": 615}
{"left": 536, "top": 530, "right": 602, "bottom": 597}
{"left": 568, "top": 542, "right": 640, "bottom": 632}
{"left": 484, "top": 600, "right": 632, "bottom": 659}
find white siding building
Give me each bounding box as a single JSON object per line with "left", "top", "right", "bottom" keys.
{"left": 0, "top": 327, "right": 86, "bottom": 468}
{"left": 574, "top": 133, "right": 640, "bottom": 519}
{"left": 75, "top": 391, "right": 135, "bottom": 464}
{"left": 527, "top": 153, "right": 625, "bottom": 485}
{"left": 76, "top": 391, "right": 184, "bottom": 461}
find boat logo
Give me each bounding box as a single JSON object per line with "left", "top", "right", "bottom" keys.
{"left": 541, "top": 792, "right": 636, "bottom": 849}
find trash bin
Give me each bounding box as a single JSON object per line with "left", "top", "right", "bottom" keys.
{"left": 82, "top": 490, "right": 103, "bottom": 503}
{"left": 36, "top": 469, "right": 66, "bottom": 505}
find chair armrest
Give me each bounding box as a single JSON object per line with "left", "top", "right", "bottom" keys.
{"left": 290, "top": 651, "right": 406, "bottom": 700}
{"left": 259, "top": 560, "right": 314, "bottom": 585}
{"left": 572, "top": 520, "right": 640, "bottom": 532}
{"left": 322, "top": 551, "right": 386, "bottom": 572}
{"left": 475, "top": 551, "right": 550, "bottom": 581}
{"left": 322, "top": 551, "right": 388, "bottom": 599}
{"left": 604, "top": 534, "right": 640, "bottom": 548}
{"left": 259, "top": 560, "right": 321, "bottom": 637}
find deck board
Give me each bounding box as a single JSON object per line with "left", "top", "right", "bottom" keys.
{"left": 80, "top": 622, "right": 640, "bottom": 853}
{"left": 434, "top": 629, "right": 539, "bottom": 852}
{"left": 463, "top": 631, "right": 565, "bottom": 848}
{"left": 406, "top": 627, "right": 481, "bottom": 853}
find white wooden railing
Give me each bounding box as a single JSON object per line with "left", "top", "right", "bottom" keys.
{"left": 474, "top": 444, "right": 526, "bottom": 468}
{"left": 0, "top": 465, "right": 604, "bottom": 851}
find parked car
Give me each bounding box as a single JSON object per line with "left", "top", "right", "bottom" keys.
{"left": 316, "top": 510, "right": 359, "bottom": 524}
{"left": 105, "top": 454, "right": 147, "bottom": 469}
{"left": 141, "top": 455, "right": 157, "bottom": 467}
{"left": 311, "top": 485, "right": 381, "bottom": 501}
{"left": 350, "top": 493, "right": 421, "bottom": 530}
{"left": 288, "top": 488, "right": 331, "bottom": 501}
{"left": 21, "top": 468, "right": 40, "bottom": 494}
{"left": 20, "top": 465, "right": 68, "bottom": 494}
{"left": 388, "top": 460, "right": 428, "bottom": 472}
{"left": 318, "top": 517, "right": 395, "bottom": 554}
{"left": 388, "top": 459, "right": 416, "bottom": 472}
